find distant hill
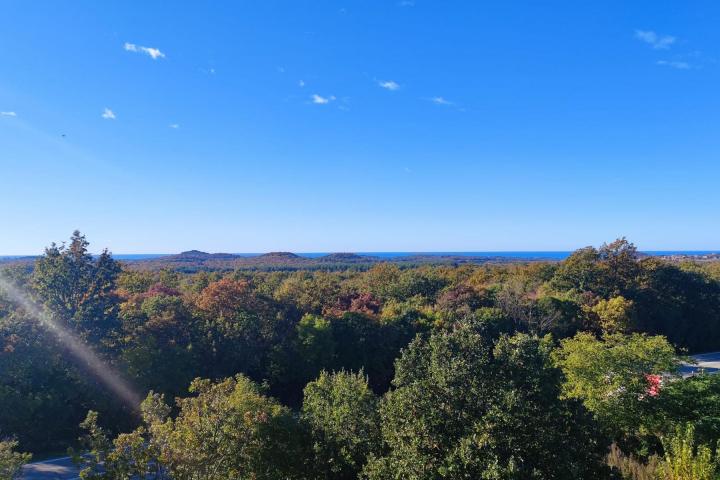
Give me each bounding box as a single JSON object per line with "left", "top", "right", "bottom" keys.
{"left": 179, "top": 250, "right": 212, "bottom": 257}
{"left": 173, "top": 250, "right": 239, "bottom": 260}
{"left": 0, "top": 256, "right": 36, "bottom": 268}
{"left": 5, "top": 250, "right": 717, "bottom": 273}
{"left": 317, "top": 253, "right": 375, "bottom": 263}
{"left": 123, "top": 250, "right": 543, "bottom": 272}
{"left": 0, "top": 250, "right": 575, "bottom": 273}
{"left": 259, "top": 252, "right": 301, "bottom": 259}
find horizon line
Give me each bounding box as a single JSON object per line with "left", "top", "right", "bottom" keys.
{"left": 2, "top": 249, "right": 720, "bottom": 258}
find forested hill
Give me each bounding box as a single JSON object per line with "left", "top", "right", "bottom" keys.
{"left": 3, "top": 233, "right": 720, "bottom": 478}
{"left": 5, "top": 250, "right": 719, "bottom": 273}
{"left": 125, "top": 250, "right": 544, "bottom": 271}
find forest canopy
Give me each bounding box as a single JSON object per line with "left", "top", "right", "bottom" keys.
{"left": 2, "top": 232, "right": 720, "bottom": 479}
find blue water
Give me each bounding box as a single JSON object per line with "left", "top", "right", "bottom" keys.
{"left": 295, "top": 252, "right": 573, "bottom": 259}
{"left": 293, "top": 251, "right": 720, "bottom": 260}
{"left": 2, "top": 251, "right": 719, "bottom": 261}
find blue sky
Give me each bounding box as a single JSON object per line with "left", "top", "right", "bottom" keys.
{"left": 1, "top": 1, "right": 719, "bottom": 254}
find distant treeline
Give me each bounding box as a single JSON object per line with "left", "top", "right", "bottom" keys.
{"left": 2, "top": 232, "right": 720, "bottom": 478}
{"left": 122, "top": 250, "right": 551, "bottom": 272}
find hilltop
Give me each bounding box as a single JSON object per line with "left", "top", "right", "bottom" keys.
{"left": 123, "top": 251, "right": 539, "bottom": 272}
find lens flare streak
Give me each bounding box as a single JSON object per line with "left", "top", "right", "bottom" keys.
{"left": 0, "top": 274, "right": 141, "bottom": 409}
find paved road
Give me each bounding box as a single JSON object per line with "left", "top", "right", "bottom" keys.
{"left": 680, "top": 351, "right": 720, "bottom": 377}
{"left": 20, "top": 456, "right": 80, "bottom": 480}
{"left": 20, "top": 352, "right": 720, "bottom": 479}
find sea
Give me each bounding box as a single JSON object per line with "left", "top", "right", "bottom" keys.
{"left": 2, "top": 251, "right": 719, "bottom": 261}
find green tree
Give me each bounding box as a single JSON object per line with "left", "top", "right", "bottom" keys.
{"left": 598, "top": 237, "right": 641, "bottom": 297}
{"left": 361, "top": 264, "right": 402, "bottom": 301}
{"left": 657, "top": 424, "right": 719, "bottom": 480}
{"left": 32, "top": 231, "right": 121, "bottom": 344}
{"left": 589, "top": 296, "right": 635, "bottom": 333}
{"left": 71, "top": 410, "right": 112, "bottom": 479}
{"left": 302, "top": 370, "right": 380, "bottom": 479}
{"left": 365, "top": 326, "right": 610, "bottom": 479}
{"left": 646, "top": 374, "right": 720, "bottom": 447}
{"left": 552, "top": 332, "right": 679, "bottom": 442}
{"left": 273, "top": 272, "right": 341, "bottom": 314}
{"left": 291, "top": 314, "right": 336, "bottom": 386}
{"left": 120, "top": 292, "right": 200, "bottom": 398}
{"left": 74, "top": 377, "right": 311, "bottom": 480}
{"left": 550, "top": 238, "right": 641, "bottom": 299}
{"left": 634, "top": 258, "right": 720, "bottom": 352}
{"left": 330, "top": 312, "right": 415, "bottom": 393}
{"left": 149, "top": 376, "right": 310, "bottom": 480}
{"left": 550, "top": 246, "right": 602, "bottom": 293}
{"left": 0, "top": 439, "right": 31, "bottom": 480}
{"left": 1, "top": 266, "right": 123, "bottom": 452}
{"left": 72, "top": 408, "right": 167, "bottom": 480}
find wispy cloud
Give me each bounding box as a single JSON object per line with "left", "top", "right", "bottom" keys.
{"left": 399, "top": 0, "right": 415, "bottom": 6}
{"left": 0, "top": 111, "right": 17, "bottom": 117}
{"left": 378, "top": 80, "right": 400, "bottom": 91}
{"left": 124, "top": 42, "right": 165, "bottom": 59}
{"left": 311, "top": 94, "right": 335, "bottom": 105}
{"left": 635, "top": 30, "right": 675, "bottom": 50}
{"left": 298, "top": 80, "right": 306, "bottom": 87}
{"left": 169, "top": 123, "right": 180, "bottom": 129}
{"left": 101, "top": 108, "right": 116, "bottom": 120}
{"left": 656, "top": 60, "right": 691, "bottom": 69}
{"left": 429, "top": 96, "right": 453, "bottom": 106}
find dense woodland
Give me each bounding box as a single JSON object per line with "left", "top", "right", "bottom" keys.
{"left": 2, "top": 232, "right": 720, "bottom": 479}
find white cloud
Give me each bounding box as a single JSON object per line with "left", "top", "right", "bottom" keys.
{"left": 124, "top": 42, "right": 165, "bottom": 59}
{"left": 311, "top": 94, "right": 335, "bottom": 104}
{"left": 299, "top": 80, "right": 306, "bottom": 87}
{"left": 378, "top": 80, "right": 400, "bottom": 91}
{"left": 430, "top": 96, "right": 453, "bottom": 105}
{"left": 169, "top": 123, "right": 180, "bottom": 129}
{"left": 657, "top": 60, "right": 691, "bottom": 69}
{"left": 101, "top": 108, "right": 116, "bottom": 120}
{"left": 0, "top": 111, "right": 17, "bottom": 117}
{"left": 635, "top": 30, "right": 675, "bottom": 50}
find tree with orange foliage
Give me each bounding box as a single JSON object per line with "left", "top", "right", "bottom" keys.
{"left": 196, "top": 278, "right": 253, "bottom": 319}
{"left": 195, "top": 277, "right": 296, "bottom": 383}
